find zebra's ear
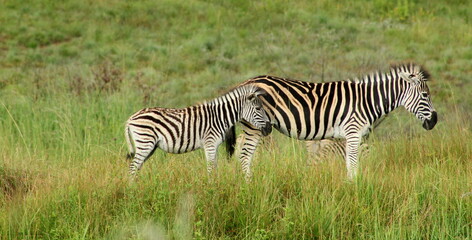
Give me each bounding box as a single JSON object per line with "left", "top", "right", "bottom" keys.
{"left": 255, "top": 89, "right": 268, "bottom": 98}
{"left": 399, "top": 72, "right": 420, "bottom": 84}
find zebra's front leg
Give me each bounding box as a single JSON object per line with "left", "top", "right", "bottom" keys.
{"left": 239, "top": 122, "right": 263, "bottom": 181}
{"left": 344, "top": 134, "right": 361, "bottom": 180}
{"left": 203, "top": 141, "right": 219, "bottom": 175}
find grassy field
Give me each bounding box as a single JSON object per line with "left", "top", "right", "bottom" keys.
{"left": 1, "top": 0, "right": 472, "bottom": 239}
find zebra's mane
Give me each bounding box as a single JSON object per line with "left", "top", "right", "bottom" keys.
{"left": 351, "top": 62, "right": 430, "bottom": 84}
{"left": 203, "top": 84, "right": 259, "bottom": 106}
{"left": 246, "top": 63, "right": 430, "bottom": 87}
{"left": 390, "top": 62, "right": 430, "bottom": 80}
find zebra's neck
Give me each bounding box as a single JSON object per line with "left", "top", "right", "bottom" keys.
{"left": 352, "top": 68, "right": 406, "bottom": 122}
{"left": 200, "top": 92, "right": 242, "bottom": 128}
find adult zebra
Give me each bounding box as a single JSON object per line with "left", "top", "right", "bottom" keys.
{"left": 227, "top": 63, "right": 437, "bottom": 179}
{"left": 125, "top": 84, "right": 272, "bottom": 177}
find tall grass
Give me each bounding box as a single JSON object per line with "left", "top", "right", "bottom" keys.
{"left": 1, "top": 0, "right": 472, "bottom": 239}
{"left": 1, "top": 111, "right": 471, "bottom": 239}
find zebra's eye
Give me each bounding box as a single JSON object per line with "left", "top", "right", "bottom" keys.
{"left": 421, "top": 92, "right": 429, "bottom": 98}
{"left": 409, "top": 74, "right": 416, "bottom": 78}
{"left": 255, "top": 106, "right": 262, "bottom": 111}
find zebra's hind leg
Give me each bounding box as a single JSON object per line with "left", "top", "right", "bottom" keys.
{"left": 129, "top": 139, "right": 159, "bottom": 178}
{"left": 238, "top": 121, "right": 263, "bottom": 182}
{"left": 306, "top": 139, "right": 346, "bottom": 165}
{"left": 305, "top": 140, "right": 322, "bottom": 165}
{"left": 129, "top": 147, "right": 158, "bottom": 178}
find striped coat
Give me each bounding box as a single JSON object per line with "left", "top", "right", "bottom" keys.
{"left": 126, "top": 84, "right": 272, "bottom": 177}
{"left": 227, "top": 63, "right": 437, "bottom": 179}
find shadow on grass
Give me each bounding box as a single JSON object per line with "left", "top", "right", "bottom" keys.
{"left": 0, "top": 167, "right": 33, "bottom": 200}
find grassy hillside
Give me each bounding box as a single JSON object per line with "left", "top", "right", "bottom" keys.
{"left": 1, "top": 0, "right": 471, "bottom": 239}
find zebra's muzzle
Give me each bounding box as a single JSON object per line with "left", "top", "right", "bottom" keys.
{"left": 422, "top": 111, "right": 437, "bottom": 130}
{"left": 261, "top": 122, "right": 273, "bottom": 136}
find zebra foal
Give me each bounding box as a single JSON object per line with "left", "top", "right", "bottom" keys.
{"left": 125, "top": 84, "right": 272, "bottom": 177}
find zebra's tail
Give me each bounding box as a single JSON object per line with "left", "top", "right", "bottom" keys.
{"left": 225, "top": 125, "right": 236, "bottom": 157}
{"left": 125, "top": 122, "right": 135, "bottom": 160}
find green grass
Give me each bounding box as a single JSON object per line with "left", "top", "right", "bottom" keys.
{"left": 1, "top": 0, "right": 472, "bottom": 239}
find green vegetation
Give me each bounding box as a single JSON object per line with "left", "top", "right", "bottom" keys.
{"left": 1, "top": 0, "right": 471, "bottom": 239}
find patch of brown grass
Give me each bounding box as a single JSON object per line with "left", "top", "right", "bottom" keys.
{"left": 0, "top": 167, "right": 32, "bottom": 201}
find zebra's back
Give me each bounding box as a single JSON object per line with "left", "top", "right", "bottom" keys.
{"left": 242, "top": 76, "right": 358, "bottom": 140}
{"left": 127, "top": 106, "right": 204, "bottom": 154}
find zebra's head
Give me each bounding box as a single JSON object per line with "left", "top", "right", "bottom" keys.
{"left": 398, "top": 64, "right": 437, "bottom": 130}
{"left": 241, "top": 86, "right": 272, "bottom": 136}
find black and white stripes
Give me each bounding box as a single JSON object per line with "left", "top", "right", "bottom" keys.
{"left": 228, "top": 63, "right": 437, "bottom": 179}
{"left": 125, "top": 84, "right": 272, "bottom": 177}
{"left": 306, "top": 116, "right": 385, "bottom": 164}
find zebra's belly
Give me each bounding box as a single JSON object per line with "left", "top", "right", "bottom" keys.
{"left": 157, "top": 137, "right": 202, "bottom": 154}
{"left": 274, "top": 124, "right": 345, "bottom": 140}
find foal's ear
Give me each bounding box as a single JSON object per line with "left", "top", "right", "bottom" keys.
{"left": 248, "top": 93, "right": 257, "bottom": 101}
{"left": 399, "top": 72, "right": 420, "bottom": 84}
